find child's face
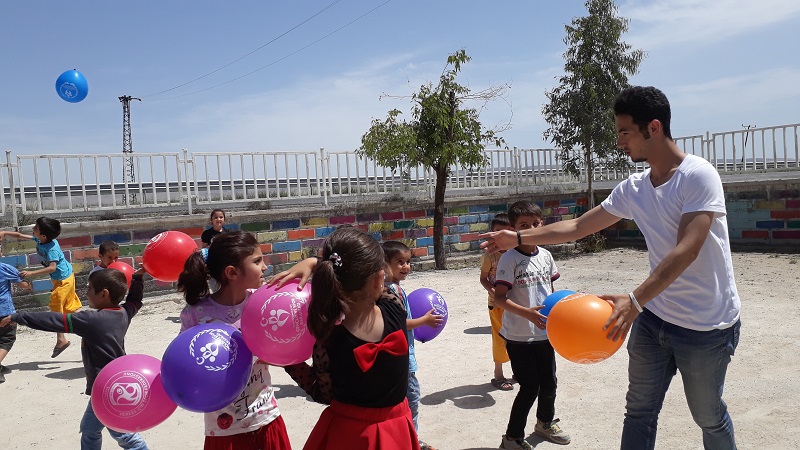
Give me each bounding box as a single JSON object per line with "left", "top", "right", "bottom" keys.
{"left": 387, "top": 251, "right": 411, "bottom": 283}
{"left": 99, "top": 250, "right": 120, "bottom": 268}
{"left": 86, "top": 282, "right": 110, "bottom": 309}
{"left": 513, "top": 215, "right": 543, "bottom": 232}
{"left": 211, "top": 211, "right": 226, "bottom": 230}
{"left": 235, "top": 247, "right": 267, "bottom": 289}
{"left": 32, "top": 225, "right": 49, "bottom": 243}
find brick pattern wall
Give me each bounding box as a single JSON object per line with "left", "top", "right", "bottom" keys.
{"left": 5, "top": 184, "right": 799, "bottom": 308}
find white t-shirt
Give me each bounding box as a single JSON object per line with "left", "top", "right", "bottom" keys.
{"left": 180, "top": 291, "right": 281, "bottom": 437}
{"left": 601, "top": 154, "right": 741, "bottom": 331}
{"left": 495, "top": 247, "right": 559, "bottom": 342}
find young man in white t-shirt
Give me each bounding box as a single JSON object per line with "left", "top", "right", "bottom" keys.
{"left": 494, "top": 201, "right": 570, "bottom": 449}
{"left": 481, "top": 86, "right": 741, "bottom": 450}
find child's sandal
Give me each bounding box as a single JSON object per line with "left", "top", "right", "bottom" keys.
{"left": 490, "top": 377, "right": 514, "bottom": 391}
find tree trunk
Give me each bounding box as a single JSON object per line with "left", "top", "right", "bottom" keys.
{"left": 585, "top": 145, "right": 595, "bottom": 209}
{"left": 433, "top": 165, "right": 448, "bottom": 270}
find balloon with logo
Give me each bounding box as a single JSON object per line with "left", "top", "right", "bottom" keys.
{"left": 541, "top": 289, "right": 577, "bottom": 318}
{"left": 407, "top": 288, "right": 448, "bottom": 342}
{"left": 91, "top": 354, "right": 177, "bottom": 433}
{"left": 55, "top": 69, "right": 89, "bottom": 103}
{"left": 546, "top": 293, "right": 625, "bottom": 364}
{"left": 161, "top": 323, "right": 253, "bottom": 412}
{"left": 241, "top": 279, "right": 314, "bottom": 366}
{"left": 142, "top": 231, "right": 198, "bottom": 282}
{"left": 107, "top": 261, "right": 135, "bottom": 288}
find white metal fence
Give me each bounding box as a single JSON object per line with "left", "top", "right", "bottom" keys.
{"left": 2, "top": 123, "right": 799, "bottom": 227}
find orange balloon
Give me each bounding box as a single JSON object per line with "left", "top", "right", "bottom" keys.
{"left": 546, "top": 293, "right": 624, "bottom": 364}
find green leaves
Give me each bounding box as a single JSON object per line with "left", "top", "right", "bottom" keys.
{"left": 542, "top": 0, "right": 644, "bottom": 182}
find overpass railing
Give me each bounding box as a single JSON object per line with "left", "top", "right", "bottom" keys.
{"left": 2, "top": 122, "right": 798, "bottom": 227}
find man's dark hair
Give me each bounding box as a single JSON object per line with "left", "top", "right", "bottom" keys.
{"left": 508, "top": 201, "right": 543, "bottom": 227}
{"left": 613, "top": 86, "right": 672, "bottom": 139}
{"left": 35, "top": 217, "right": 62, "bottom": 241}
{"left": 88, "top": 269, "right": 129, "bottom": 306}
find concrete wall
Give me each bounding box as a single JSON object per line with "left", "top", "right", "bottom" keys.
{"left": 4, "top": 178, "right": 798, "bottom": 311}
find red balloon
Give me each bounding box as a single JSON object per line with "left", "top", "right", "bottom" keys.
{"left": 107, "top": 262, "right": 134, "bottom": 288}
{"left": 142, "top": 231, "right": 197, "bottom": 282}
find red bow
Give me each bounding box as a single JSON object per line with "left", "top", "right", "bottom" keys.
{"left": 353, "top": 329, "right": 408, "bottom": 372}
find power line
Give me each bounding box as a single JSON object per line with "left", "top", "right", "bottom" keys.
{"left": 151, "top": 0, "right": 392, "bottom": 101}
{"left": 143, "top": 0, "right": 344, "bottom": 98}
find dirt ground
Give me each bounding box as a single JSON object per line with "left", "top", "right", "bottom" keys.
{"left": 1, "top": 248, "right": 798, "bottom": 449}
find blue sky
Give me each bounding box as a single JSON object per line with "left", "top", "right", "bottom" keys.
{"left": 2, "top": 0, "right": 799, "bottom": 156}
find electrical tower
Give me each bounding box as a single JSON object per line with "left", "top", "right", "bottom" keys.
{"left": 119, "top": 95, "right": 141, "bottom": 204}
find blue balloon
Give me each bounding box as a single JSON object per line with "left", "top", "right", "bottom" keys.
{"left": 541, "top": 289, "right": 577, "bottom": 317}
{"left": 161, "top": 323, "right": 253, "bottom": 413}
{"left": 55, "top": 69, "right": 89, "bottom": 103}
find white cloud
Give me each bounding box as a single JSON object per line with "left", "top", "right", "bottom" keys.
{"left": 621, "top": 0, "right": 800, "bottom": 48}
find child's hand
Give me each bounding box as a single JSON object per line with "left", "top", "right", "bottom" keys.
{"left": 529, "top": 305, "right": 546, "bottom": 330}
{"left": 267, "top": 257, "right": 317, "bottom": 290}
{"left": 422, "top": 309, "right": 444, "bottom": 328}
{"left": 19, "top": 270, "right": 30, "bottom": 279}
{"left": 134, "top": 266, "right": 147, "bottom": 277}
{"left": 0, "top": 315, "right": 13, "bottom": 327}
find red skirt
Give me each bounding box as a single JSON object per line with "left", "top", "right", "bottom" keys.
{"left": 303, "top": 399, "right": 420, "bottom": 450}
{"left": 204, "top": 415, "right": 292, "bottom": 450}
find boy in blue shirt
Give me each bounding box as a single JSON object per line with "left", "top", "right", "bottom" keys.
{"left": 382, "top": 240, "right": 443, "bottom": 450}
{"left": 0, "top": 217, "right": 82, "bottom": 357}
{"left": 0, "top": 259, "right": 32, "bottom": 383}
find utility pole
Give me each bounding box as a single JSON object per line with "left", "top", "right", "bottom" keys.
{"left": 120, "top": 95, "right": 141, "bottom": 204}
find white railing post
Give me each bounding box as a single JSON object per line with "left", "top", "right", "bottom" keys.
{"left": 182, "top": 148, "right": 193, "bottom": 215}
{"left": 5, "top": 151, "right": 18, "bottom": 229}
{"left": 319, "top": 148, "right": 328, "bottom": 207}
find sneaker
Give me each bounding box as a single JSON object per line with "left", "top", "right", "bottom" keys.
{"left": 0, "top": 371, "right": 5, "bottom": 383}
{"left": 534, "top": 418, "right": 571, "bottom": 445}
{"left": 0, "top": 365, "right": 11, "bottom": 374}
{"left": 499, "top": 434, "right": 533, "bottom": 450}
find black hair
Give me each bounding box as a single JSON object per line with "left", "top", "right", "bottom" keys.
{"left": 98, "top": 240, "right": 120, "bottom": 255}
{"left": 490, "top": 213, "right": 510, "bottom": 229}
{"left": 508, "top": 201, "right": 543, "bottom": 227}
{"left": 177, "top": 230, "right": 260, "bottom": 305}
{"left": 35, "top": 217, "right": 61, "bottom": 241}
{"left": 613, "top": 86, "right": 672, "bottom": 139}
{"left": 88, "top": 269, "right": 128, "bottom": 306}
{"left": 309, "top": 228, "right": 385, "bottom": 343}
{"left": 382, "top": 240, "right": 411, "bottom": 263}
{"left": 209, "top": 209, "right": 226, "bottom": 220}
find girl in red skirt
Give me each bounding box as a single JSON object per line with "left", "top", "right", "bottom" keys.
{"left": 285, "top": 228, "right": 419, "bottom": 450}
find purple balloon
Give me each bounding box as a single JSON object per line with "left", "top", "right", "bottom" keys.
{"left": 407, "top": 288, "right": 448, "bottom": 342}
{"left": 161, "top": 323, "right": 253, "bottom": 413}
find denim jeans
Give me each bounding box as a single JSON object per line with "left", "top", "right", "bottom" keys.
{"left": 407, "top": 371, "right": 421, "bottom": 431}
{"left": 80, "top": 400, "right": 149, "bottom": 450}
{"left": 504, "top": 339, "right": 557, "bottom": 439}
{"left": 621, "top": 309, "right": 740, "bottom": 450}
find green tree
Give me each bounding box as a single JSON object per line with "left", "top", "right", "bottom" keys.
{"left": 359, "top": 50, "right": 506, "bottom": 269}
{"left": 542, "top": 0, "right": 644, "bottom": 208}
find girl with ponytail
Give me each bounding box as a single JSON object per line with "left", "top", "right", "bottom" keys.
{"left": 177, "top": 231, "right": 292, "bottom": 450}
{"left": 277, "top": 227, "right": 420, "bottom": 450}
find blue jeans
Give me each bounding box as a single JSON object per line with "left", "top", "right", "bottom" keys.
{"left": 621, "top": 309, "right": 740, "bottom": 450}
{"left": 407, "top": 371, "right": 421, "bottom": 432}
{"left": 80, "top": 401, "right": 149, "bottom": 450}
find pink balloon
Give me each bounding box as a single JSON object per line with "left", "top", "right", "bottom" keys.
{"left": 91, "top": 354, "right": 177, "bottom": 433}
{"left": 241, "top": 279, "right": 315, "bottom": 366}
